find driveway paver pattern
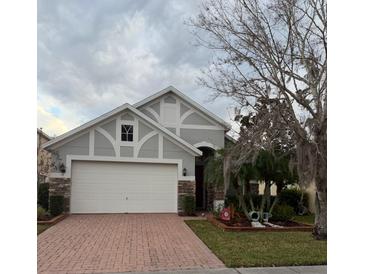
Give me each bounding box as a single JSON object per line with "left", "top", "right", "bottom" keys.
{"left": 37, "top": 214, "right": 224, "bottom": 273}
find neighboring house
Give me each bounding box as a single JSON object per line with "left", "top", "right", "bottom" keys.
{"left": 42, "top": 86, "right": 233, "bottom": 214}
{"left": 37, "top": 128, "right": 52, "bottom": 185}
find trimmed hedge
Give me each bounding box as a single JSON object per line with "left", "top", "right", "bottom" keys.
{"left": 271, "top": 204, "right": 295, "bottom": 221}
{"left": 38, "top": 183, "right": 49, "bottom": 211}
{"left": 37, "top": 205, "right": 47, "bottom": 220}
{"left": 279, "top": 188, "right": 308, "bottom": 214}
{"left": 49, "top": 195, "right": 64, "bottom": 216}
{"left": 182, "top": 195, "right": 196, "bottom": 216}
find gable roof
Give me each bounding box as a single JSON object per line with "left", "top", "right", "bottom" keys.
{"left": 133, "top": 86, "right": 231, "bottom": 130}
{"left": 37, "top": 128, "right": 51, "bottom": 141}
{"left": 42, "top": 103, "right": 202, "bottom": 156}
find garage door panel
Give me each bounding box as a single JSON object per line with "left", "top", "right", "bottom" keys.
{"left": 71, "top": 161, "right": 178, "bottom": 213}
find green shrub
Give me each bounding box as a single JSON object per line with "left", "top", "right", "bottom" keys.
{"left": 38, "top": 183, "right": 49, "bottom": 210}
{"left": 225, "top": 192, "right": 239, "bottom": 208}
{"left": 271, "top": 204, "right": 295, "bottom": 221}
{"left": 182, "top": 195, "right": 196, "bottom": 216}
{"left": 37, "top": 205, "right": 47, "bottom": 220}
{"left": 49, "top": 195, "right": 64, "bottom": 216}
{"left": 279, "top": 188, "right": 308, "bottom": 214}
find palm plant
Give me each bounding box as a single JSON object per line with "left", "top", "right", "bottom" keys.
{"left": 203, "top": 149, "right": 224, "bottom": 191}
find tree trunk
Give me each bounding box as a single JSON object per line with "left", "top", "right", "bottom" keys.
{"left": 269, "top": 196, "right": 279, "bottom": 215}
{"left": 313, "top": 121, "right": 327, "bottom": 240}
{"left": 223, "top": 154, "right": 231, "bottom": 196}
{"left": 314, "top": 190, "right": 327, "bottom": 240}
{"left": 259, "top": 182, "right": 270, "bottom": 219}
{"left": 245, "top": 181, "right": 255, "bottom": 211}
{"left": 313, "top": 154, "right": 327, "bottom": 240}
{"left": 235, "top": 178, "right": 250, "bottom": 220}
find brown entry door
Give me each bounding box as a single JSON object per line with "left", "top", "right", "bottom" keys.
{"left": 195, "top": 165, "right": 205, "bottom": 209}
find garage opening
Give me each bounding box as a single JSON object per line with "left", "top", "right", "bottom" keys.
{"left": 70, "top": 161, "right": 178, "bottom": 213}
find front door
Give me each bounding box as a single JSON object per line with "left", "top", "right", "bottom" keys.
{"left": 195, "top": 165, "right": 206, "bottom": 210}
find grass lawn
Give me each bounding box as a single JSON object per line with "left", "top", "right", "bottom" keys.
{"left": 293, "top": 214, "right": 315, "bottom": 225}
{"left": 185, "top": 220, "right": 326, "bottom": 268}
{"left": 37, "top": 224, "right": 51, "bottom": 235}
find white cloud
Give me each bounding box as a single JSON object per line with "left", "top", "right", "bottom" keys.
{"left": 38, "top": 0, "right": 238, "bottom": 136}
{"left": 37, "top": 105, "right": 68, "bottom": 137}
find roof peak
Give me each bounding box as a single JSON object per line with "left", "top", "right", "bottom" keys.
{"left": 134, "top": 86, "right": 231, "bottom": 130}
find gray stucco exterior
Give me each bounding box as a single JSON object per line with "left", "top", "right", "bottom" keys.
{"left": 47, "top": 89, "right": 229, "bottom": 185}
{"left": 180, "top": 128, "right": 224, "bottom": 149}
{"left": 53, "top": 132, "right": 89, "bottom": 167}
{"left": 138, "top": 121, "right": 153, "bottom": 141}
{"left": 100, "top": 119, "right": 116, "bottom": 139}
{"left": 163, "top": 137, "right": 195, "bottom": 176}
{"left": 94, "top": 131, "right": 115, "bottom": 156}
{"left": 182, "top": 112, "right": 214, "bottom": 126}
{"left": 49, "top": 108, "right": 200, "bottom": 175}
{"left": 45, "top": 87, "right": 231, "bottom": 214}
{"left": 138, "top": 91, "right": 226, "bottom": 149}
{"left": 138, "top": 134, "right": 158, "bottom": 158}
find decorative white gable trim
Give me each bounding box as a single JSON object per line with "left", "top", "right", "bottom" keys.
{"left": 95, "top": 127, "right": 118, "bottom": 156}
{"left": 42, "top": 104, "right": 202, "bottom": 157}
{"left": 194, "top": 141, "right": 221, "bottom": 150}
{"left": 145, "top": 106, "right": 161, "bottom": 123}
{"left": 89, "top": 129, "right": 95, "bottom": 156}
{"left": 133, "top": 86, "right": 231, "bottom": 130}
{"left": 135, "top": 131, "right": 158, "bottom": 157}
{"left": 158, "top": 134, "right": 163, "bottom": 159}
{"left": 180, "top": 109, "right": 195, "bottom": 124}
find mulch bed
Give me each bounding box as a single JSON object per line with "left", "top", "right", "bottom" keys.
{"left": 207, "top": 214, "right": 313, "bottom": 232}
{"left": 37, "top": 214, "right": 68, "bottom": 225}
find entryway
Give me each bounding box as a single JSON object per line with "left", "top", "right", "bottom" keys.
{"left": 195, "top": 146, "right": 215, "bottom": 210}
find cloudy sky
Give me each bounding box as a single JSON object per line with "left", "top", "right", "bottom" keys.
{"left": 37, "top": 0, "right": 237, "bottom": 137}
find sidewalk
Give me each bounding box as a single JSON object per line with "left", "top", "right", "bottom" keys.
{"left": 114, "top": 265, "right": 326, "bottom": 274}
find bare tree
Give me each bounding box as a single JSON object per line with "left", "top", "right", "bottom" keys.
{"left": 190, "top": 0, "right": 326, "bottom": 239}
{"left": 37, "top": 130, "right": 52, "bottom": 187}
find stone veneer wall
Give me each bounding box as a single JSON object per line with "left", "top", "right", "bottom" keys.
{"left": 49, "top": 178, "right": 196, "bottom": 214}
{"left": 48, "top": 177, "right": 71, "bottom": 213}
{"left": 178, "top": 180, "right": 195, "bottom": 214}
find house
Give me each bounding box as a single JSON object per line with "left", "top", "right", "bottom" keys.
{"left": 42, "top": 86, "right": 233, "bottom": 214}
{"left": 37, "top": 128, "right": 52, "bottom": 185}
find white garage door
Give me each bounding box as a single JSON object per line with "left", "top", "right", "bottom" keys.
{"left": 71, "top": 161, "right": 178, "bottom": 213}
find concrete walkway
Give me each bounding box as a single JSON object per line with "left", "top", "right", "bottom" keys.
{"left": 115, "top": 265, "right": 327, "bottom": 274}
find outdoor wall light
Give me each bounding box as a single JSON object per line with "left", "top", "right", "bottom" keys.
{"left": 59, "top": 163, "right": 66, "bottom": 173}
{"left": 183, "top": 168, "right": 187, "bottom": 176}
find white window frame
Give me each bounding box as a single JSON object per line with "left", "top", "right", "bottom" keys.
{"left": 121, "top": 124, "right": 134, "bottom": 142}
{"left": 118, "top": 119, "right": 138, "bottom": 146}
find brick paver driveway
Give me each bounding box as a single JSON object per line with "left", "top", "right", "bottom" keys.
{"left": 38, "top": 214, "right": 224, "bottom": 273}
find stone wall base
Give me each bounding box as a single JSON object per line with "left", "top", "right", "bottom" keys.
{"left": 48, "top": 178, "right": 197, "bottom": 215}
{"left": 178, "top": 180, "right": 195, "bottom": 214}
{"left": 48, "top": 177, "right": 71, "bottom": 213}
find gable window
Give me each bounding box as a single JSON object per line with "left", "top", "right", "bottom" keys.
{"left": 121, "top": 124, "right": 133, "bottom": 142}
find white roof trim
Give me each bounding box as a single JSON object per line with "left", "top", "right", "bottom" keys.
{"left": 42, "top": 104, "right": 202, "bottom": 157}
{"left": 225, "top": 134, "right": 237, "bottom": 143}
{"left": 133, "top": 86, "right": 231, "bottom": 130}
